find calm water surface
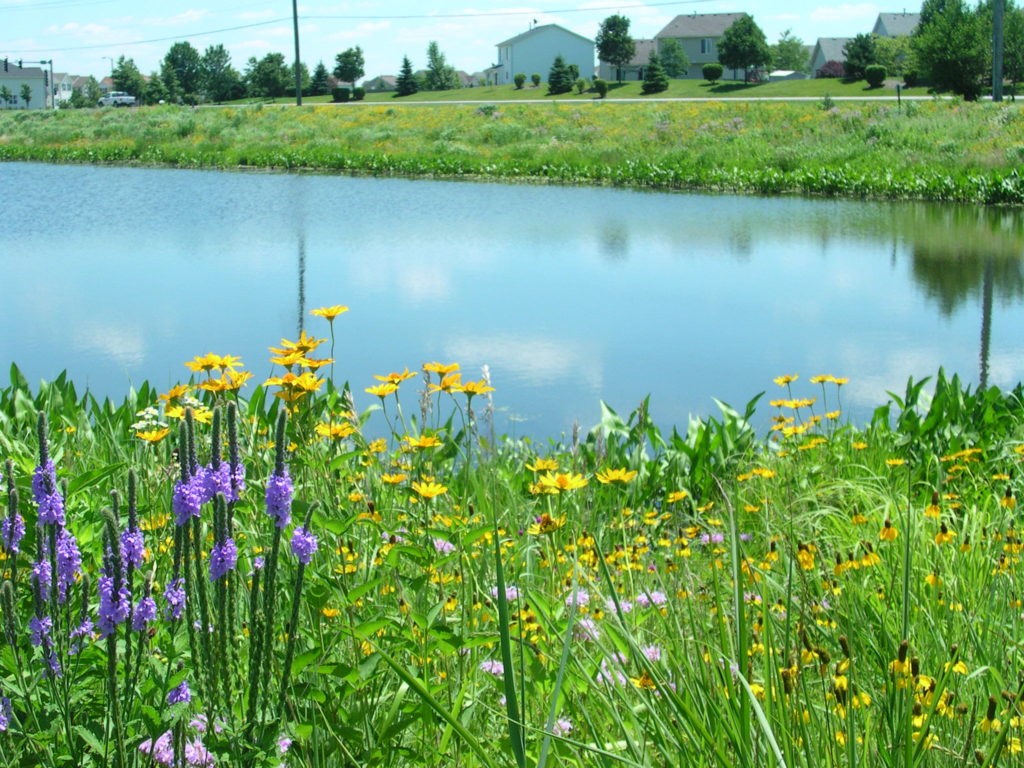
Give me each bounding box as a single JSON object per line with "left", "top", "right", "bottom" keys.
{"left": 4, "top": 162, "right": 1024, "bottom": 438}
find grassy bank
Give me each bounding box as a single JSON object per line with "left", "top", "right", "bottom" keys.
{"left": 2, "top": 309, "right": 1024, "bottom": 767}
{"left": 1, "top": 98, "right": 1023, "bottom": 203}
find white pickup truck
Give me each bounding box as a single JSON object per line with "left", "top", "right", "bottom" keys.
{"left": 97, "top": 91, "right": 137, "bottom": 107}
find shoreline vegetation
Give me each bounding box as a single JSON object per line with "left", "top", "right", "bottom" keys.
{"left": 1, "top": 94, "right": 1024, "bottom": 204}
{"left": 2, "top": 323, "right": 1024, "bottom": 767}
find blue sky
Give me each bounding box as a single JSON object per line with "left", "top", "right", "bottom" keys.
{"left": 1, "top": 0, "right": 893, "bottom": 80}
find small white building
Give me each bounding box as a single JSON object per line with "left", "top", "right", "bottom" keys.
{"left": 0, "top": 66, "right": 49, "bottom": 109}
{"left": 486, "top": 24, "right": 595, "bottom": 86}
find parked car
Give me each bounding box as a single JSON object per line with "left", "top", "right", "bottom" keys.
{"left": 98, "top": 91, "right": 136, "bottom": 107}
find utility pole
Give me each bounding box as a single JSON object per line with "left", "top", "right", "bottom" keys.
{"left": 994, "top": 0, "right": 1005, "bottom": 102}
{"left": 292, "top": 0, "right": 302, "bottom": 105}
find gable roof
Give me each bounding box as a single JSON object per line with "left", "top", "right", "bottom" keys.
{"left": 656, "top": 12, "right": 746, "bottom": 39}
{"left": 497, "top": 23, "right": 594, "bottom": 48}
{"left": 605, "top": 38, "right": 657, "bottom": 67}
{"left": 0, "top": 66, "right": 45, "bottom": 80}
{"left": 873, "top": 12, "right": 921, "bottom": 36}
{"left": 813, "top": 37, "right": 851, "bottom": 63}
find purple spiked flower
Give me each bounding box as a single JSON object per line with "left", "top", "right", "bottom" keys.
{"left": 164, "top": 578, "right": 186, "bottom": 621}
{"left": 97, "top": 570, "right": 130, "bottom": 637}
{"left": 204, "top": 463, "right": 233, "bottom": 503}
{"left": 265, "top": 470, "right": 293, "bottom": 529}
{"left": 138, "top": 731, "right": 173, "bottom": 766}
{"left": 172, "top": 474, "right": 206, "bottom": 526}
{"left": 132, "top": 596, "right": 157, "bottom": 631}
{"left": 29, "top": 615, "right": 53, "bottom": 647}
{"left": 120, "top": 528, "right": 145, "bottom": 569}
{"left": 167, "top": 680, "right": 191, "bottom": 706}
{"left": 32, "top": 460, "right": 64, "bottom": 526}
{"left": 290, "top": 526, "right": 318, "bottom": 565}
{"left": 208, "top": 539, "right": 237, "bottom": 581}
{"left": 1, "top": 513, "right": 24, "bottom": 553}
{"left": 55, "top": 527, "right": 82, "bottom": 604}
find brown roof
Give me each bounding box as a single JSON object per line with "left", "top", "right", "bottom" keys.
{"left": 656, "top": 13, "right": 746, "bottom": 39}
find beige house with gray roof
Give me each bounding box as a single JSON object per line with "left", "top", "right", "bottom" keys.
{"left": 654, "top": 12, "right": 746, "bottom": 79}
{"left": 597, "top": 39, "right": 656, "bottom": 82}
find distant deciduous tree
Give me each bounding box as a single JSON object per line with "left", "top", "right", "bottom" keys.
{"left": 19, "top": 83, "right": 31, "bottom": 108}
{"left": 596, "top": 14, "right": 636, "bottom": 82}
{"left": 771, "top": 29, "right": 809, "bottom": 73}
{"left": 425, "top": 41, "right": 459, "bottom": 90}
{"left": 843, "top": 33, "right": 878, "bottom": 80}
{"left": 717, "top": 14, "right": 771, "bottom": 82}
{"left": 245, "top": 52, "right": 291, "bottom": 98}
{"left": 201, "top": 44, "right": 242, "bottom": 103}
{"left": 334, "top": 47, "right": 365, "bottom": 90}
{"left": 658, "top": 38, "right": 689, "bottom": 78}
{"left": 913, "top": 0, "right": 987, "bottom": 100}
{"left": 162, "top": 41, "right": 202, "bottom": 101}
{"left": 112, "top": 56, "right": 146, "bottom": 99}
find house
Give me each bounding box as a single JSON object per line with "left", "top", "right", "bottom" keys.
{"left": 0, "top": 66, "right": 49, "bottom": 109}
{"left": 654, "top": 12, "right": 746, "bottom": 79}
{"left": 52, "top": 72, "right": 75, "bottom": 105}
{"left": 810, "top": 38, "right": 851, "bottom": 77}
{"left": 363, "top": 75, "right": 396, "bottom": 92}
{"left": 597, "top": 38, "right": 656, "bottom": 82}
{"left": 486, "top": 23, "right": 595, "bottom": 85}
{"left": 872, "top": 12, "right": 921, "bottom": 37}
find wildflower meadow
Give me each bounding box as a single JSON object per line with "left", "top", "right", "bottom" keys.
{"left": 1, "top": 304, "right": 1023, "bottom": 767}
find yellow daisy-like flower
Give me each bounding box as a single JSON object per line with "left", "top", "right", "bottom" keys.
{"left": 404, "top": 434, "right": 442, "bottom": 449}
{"left": 269, "top": 330, "right": 326, "bottom": 357}
{"left": 365, "top": 382, "right": 399, "bottom": 398}
{"left": 526, "top": 458, "right": 559, "bottom": 472}
{"left": 886, "top": 458, "right": 906, "bottom": 467}
{"left": 630, "top": 671, "right": 658, "bottom": 691}
{"left": 852, "top": 441, "right": 868, "bottom": 450}
{"left": 879, "top": 519, "right": 899, "bottom": 541}
{"left": 160, "top": 383, "right": 191, "bottom": 403}
{"left": 596, "top": 467, "right": 638, "bottom": 485}
{"left": 1002, "top": 487, "right": 1016, "bottom": 510}
{"left": 165, "top": 405, "right": 213, "bottom": 424}
{"left": 462, "top": 379, "right": 495, "bottom": 397}
{"left": 527, "top": 513, "right": 565, "bottom": 535}
{"left": 412, "top": 480, "right": 447, "bottom": 499}
{"left": 136, "top": 428, "right": 171, "bottom": 443}
{"left": 315, "top": 422, "right": 356, "bottom": 440}
{"left": 423, "top": 361, "right": 460, "bottom": 376}
{"left": 310, "top": 305, "right": 349, "bottom": 320}
{"left": 374, "top": 368, "right": 417, "bottom": 385}
{"left": 537, "top": 472, "right": 588, "bottom": 494}
{"left": 773, "top": 374, "right": 799, "bottom": 386}
{"left": 381, "top": 472, "right": 407, "bottom": 485}
{"left": 321, "top": 606, "right": 342, "bottom": 618}
{"left": 666, "top": 490, "right": 689, "bottom": 504}
{"left": 185, "top": 353, "right": 242, "bottom": 373}
{"left": 428, "top": 373, "right": 464, "bottom": 394}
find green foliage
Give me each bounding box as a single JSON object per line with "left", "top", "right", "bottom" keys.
{"left": 641, "top": 51, "right": 670, "bottom": 94}
{"left": 843, "top": 33, "right": 879, "bottom": 80}
{"left": 334, "top": 46, "right": 365, "bottom": 89}
{"left": 770, "top": 29, "right": 809, "bottom": 73}
{"left": 865, "top": 64, "right": 887, "bottom": 87}
{"left": 574, "top": 77, "right": 588, "bottom": 94}
{"left": 718, "top": 13, "right": 771, "bottom": 82}
{"left": 18, "top": 83, "right": 31, "bottom": 108}
{"left": 875, "top": 35, "right": 914, "bottom": 79}
{"left": 513, "top": 73, "right": 526, "bottom": 89}
{"left": 658, "top": 38, "right": 689, "bottom": 78}
{"left": 547, "top": 55, "right": 573, "bottom": 95}
{"left": 244, "top": 52, "right": 291, "bottom": 98}
{"left": 593, "top": 77, "right": 609, "bottom": 97}
{"left": 531, "top": 73, "right": 541, "bottom": 87}
{"left": 425, "top": 41, "right": 459, "bottom": 91}
{"left": 703, "top": 62, "right": 724, "bottom": 83}
{"left": 309, "top": 61, "right": 331, "bottom": 97}
{"left": 332, "top": 86, "right": 350, "bottom": 103}
{"left": 395, "top": 56, "right": 418, "bottom": 97}
{"left": 162, "top": 41, "right": 202, "bottom": 102}
{"left": 352, "top": 86, "right": 366, "bottom": 101}
{"left": 913, "top": 0, "right": 988, "bottom": 100}
{"left": 596, "top": 14, "right": 636, "bottom": 81}
{"left": 111, "top": 55, "right": 146, "bottom": 100}
{"left": 201, "top": 44, "right": 243, "bottom": 103}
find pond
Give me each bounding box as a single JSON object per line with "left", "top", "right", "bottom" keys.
{"left": 3, "top": 161, "right": 1024, "bottom": 439}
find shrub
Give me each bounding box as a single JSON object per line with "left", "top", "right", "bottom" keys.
{"left": 352, "top": 86, "right": 366, "bottom": 101}
{"left": 531, "top": 73, "right": 541, "bottom": 87}
{"left": 593, "top": 78, "right": 608, "bottom": 98}
{"left": 514, "top": 73, "right": 526, "bottom": 89}
{"left": 332, "top": 87, "right": 351, "bottom": 103}
{"left": 702, "top": 62, "right": 724, "bottom": 83}
{"left": 820, "top": 93, "right": 835, "bottom": 111}
{"left": 816, "top": 60, "right": 846, "bottom": 79}
{"left": 904, "top": 69, "right": 919, "bottom": 88}
{"left": 575, "top": 77, "right": 589, "bottom": 94}
{"left": 865, "top": 65, "right": 886, "bottom": 88}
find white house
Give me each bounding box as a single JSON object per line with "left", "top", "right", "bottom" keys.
{"left": 654, "top": 12, "right": 746, "bottom": 80}
{"left": 872, "top": 12, "right": 921, "bottom": 37}
{"left": 0, "top": 66, "right": 49, "bottom": 109}
{"left": 486, "top": 24, "right": 595, "bottom": 86}
{"left": 810, "top": 38, "right": 852, "bottom": 77}
{"left": 53, "top": 72, "right": 75, "bottom": 105}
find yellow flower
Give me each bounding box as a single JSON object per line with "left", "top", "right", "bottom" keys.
{"left": 537, "top": 472, "right": 588, "bottom": 493}
{"left": 321, "top": 606, "right": 341, "bottom": 618}
{"left": 1002, "top": 487, "right": 1016, "bottom": 510}
{"left": 412, "top": 480, "right": 447, "bottom": 499}
{"left": 160, "top": 383, "right": 191, "bottom": 402}
{"left": 423, "top": 361, "right": 460, "bottom": 376}
{"left": 852, "top": 441, "right": 868, "bottom": 450}
{"left": 374, "top": 368, "right": 417, "bottom": 385}
{"left": 879, "top": 519, "right": 899, "bottom": 541}
{"left": 310, "top": 305, "right": 349, "bottom": 320}
{"left": 185, "top": 353, "right": 241, "bottom": 373}
{"left": 630, "top": 671, "right": 657, "bottom": 690}
{"left": 773, "top": 374, "right": 798, "bottom": 386}
{"left": 462, "top": 379, "right": 495, "bottom": 397}
{"left": 526, "top": 458, "right": 559, "bottom": 472}
{"left": 596, "top": 467, "right": 638, "bottom": 485}
{"left": 796, "top": 543, "right": 815, "bottom": 571}
{"left": 527, "top": 513, "right": 565, "bottom": 535}
{"left": 886, "top": 458, "right": 906, "bottom": 467}
{"left": 428, "top": 373, "right": 464, "bottom": 393}
{"left": 315, "top": 422, "right": 356, "bottom": 440}
{"left": 667, "top": 490, "right": 689, "bottom": 503}
{"left": 136, "top": 428, "right": 171, "bottom": 443}
{"left": 404, "top": 434, "right": 442, "bottom": 449}
{"left": 365, "top": 382, "right": 399, "bottom": 398}
{"left": 269, "top": 330, "right": 326, "bottom": 356}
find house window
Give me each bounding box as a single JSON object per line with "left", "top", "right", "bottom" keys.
{"left": 700, "top": 38, "right": 713, "bottom": 55}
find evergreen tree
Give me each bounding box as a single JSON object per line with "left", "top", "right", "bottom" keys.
{"left": 658, "top": 38, "right": 689, "bottom": 78}
{"left": 310, "top": 62, "right": 330, "bottom": 96}
{"left": 717, "top": 14, "right": 771, "bottom": 82}
{"left": 395, "top": 56, "right": 419, "bottom": 96}
{"left": 596, "top": 14, "right": 635, "bottom": 82}
{"left": 547, "top": 55, "right": 573, "bottom": 94}
{"left": 641, "top": 51, "right": 669, "bottom": 94}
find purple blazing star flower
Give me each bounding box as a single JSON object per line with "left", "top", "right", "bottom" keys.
{"left": 265, "top": 470, "right": 293, "bottom": 529}
{"left": 69, "top": 616, "right": 94, "bottom": 655}
{"left": 208, "top": 539, "right": 238, "bottom": 581}
{"left": 203, "top": 463, "right": 232, "bottom": 503}
{"left": 29, "top": 615, "right": 53, "bottom": 647}
{"left": 97, "top": 571, "right": 130, "bottom": 637}
{"left": 138, "top": 731, "right": 173, "bottom": 766}
{"left": 55, "top": 527, "right": 82, "bottom": 604}
{"left": 0, "top": 697, "right": 11, "bottom": 732}
{"left": 32, "top": 460, "right": 64, "bottom": 526}
{"left": 31, "top": 555, "right": 51, "bottom": 597}
{"left": 132, "top": 596, "right": 157, "bottom": 631}
{"left": 167, "top": 680, "right": 191, "bottom": 706}
{"left": 164, "top": 578, "right": 186, "bottom": 621}
{"left": 290, "top": 527, "right": 318, "bottom": 565}
{"left": 230, "top": 462, "right": 246, "bottom": 500}
{"left": 172, "top": 474, "right": 206, "bottom": 526}
{"left": 1, "top": 513, "right": 24, "bottom": 553}
{"left": 120, "top": 528, "right": 145, "bottom": 569}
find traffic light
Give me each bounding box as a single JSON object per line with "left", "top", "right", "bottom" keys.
{"left": 17, "top": 60, "right": 22, "bottom": 69}
{"left": 3, "top": 58, "right": 7, "bottom": 72}
{"left": 43, "top": 70, "right": 48, "bottom": 87}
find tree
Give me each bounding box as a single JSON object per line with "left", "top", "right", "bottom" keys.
{"left": 514, "top": 73, "right": 526, "bottom": 89}
{"left": 717, "top": 14, "right": 771, "bottom": 82}
{"left": 146, "top": 70, "right": 172, "bottom": 104}
{"left": 771, "top": 29, "right": 809, "bottom": 73}
{"left": 309, "top": 62, "right": 330, "bottom": 96}
{"left": 112, "top": 56, "right": 146, "bottom": 99}
{"left": 0, "top": 85, "right": 12, "bottom": 109}
{"left": 641, "top": 51, "right": 669, "bottom": 94}
{"left": 163, "top": 41, "right": 202, "bottom": 100}
{"left": 843, "top": 33, "right": 878, "bottom": 80}
{"left": 395, "top": 56, "right": 418, "bottom": 96}
{"left": 874, "top": 35, "right": 914, "bottom": 78}
{"left": 201, "top": 44, "right": 242, "bottom": 103}
{"left": 425, "top": 41, "right": 459, "bottom": 90}
{"left": 913, "top": 0, "right": 987, "bottom": 99}
{"left": 547, "top": 54, "right": 573, "bottom": 94}
{"left": 702, "top": 62, "right": 724, "bottom": 82}
{"left": 658, "top": 38, "right": 689, "bottom": 78}
{"left": 334, "top": 47, "right": 364, "bottom": 90}
{"left": 245, "top": 52, "right": 291, "bottom": 98}
{"left": 158, "top": 59, "right": 182, "bottom": 103}
{"left": 20, "top": 83, "right": 31, "bottom": 108}
{"left": 1005, "top": 4, "right": 1024, "bottom": 92}
{"left": 596, "top": 14, "right": 635, "bottom": 82}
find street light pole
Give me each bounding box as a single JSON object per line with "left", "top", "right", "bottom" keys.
{"left": 291, "top": 0, "right": 302, "bottom": 106}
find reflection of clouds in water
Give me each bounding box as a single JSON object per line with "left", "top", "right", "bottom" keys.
{"left": 396, "top": 264, "right": 451, "bottom": 303}
{"left": 444, "top": 334, "right": 603, "bottom": 390}
{"left": 986, "top": 351, "right": 1024, "bottom": 390}
{"left": 835, "top": 345, "right": 967, "bottom": 412}
{"left": 72, "top": 323, "right": 146, "bottom": 367}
